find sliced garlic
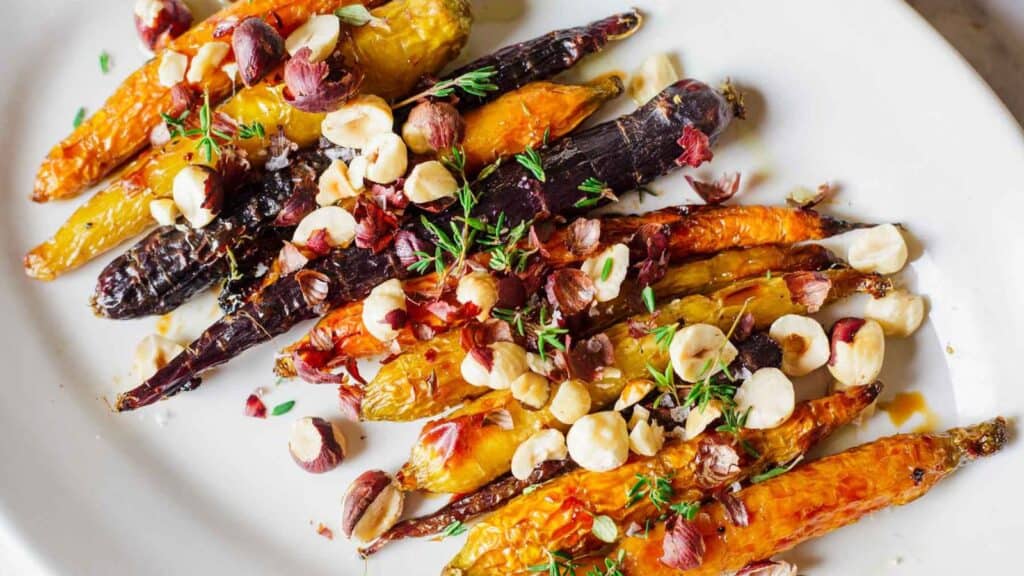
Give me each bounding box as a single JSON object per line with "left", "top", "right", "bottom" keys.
{"left": 316, "top": 159, "right": 362, "bottom": 206}
{"left": 848, "top": 224, "right": 908, "bottom": 274}
{"left": 828, "top": 318, "right": 885, "bottom": 387}
{"left": 580, "top": 243, "right": 630, "bottom": 303}
{"left": 456, "top": 271, "right": 499, "bottom": 321}
{"left": 566, "top": 411, "right": 630, "bottom": 472}
{"left": 669, "top": 324, "right": 738, "bottom": 383}
{"left": 361, "top": 279, "right": 407, "bottom": 343}
{"left": 734, "top": 368, "right": 795, "bottom": 429}
{"left": 629, "top": 53, "right": 680, "bottom": 105}
{"left": 292, "top": 205, "right": 357, "bottom": 248}
{"left": 511, "top": 372, "right": 550, "bottom": 409}
{"left": 768, "top": 314, "right": 830, "bottom": 377}
{"left": 149, "top": 198, "right": 179, "bottom": 226}
{"left": 864, "top": 290, "right": 925, "bottom": 337}
{"left": 158, "top": 50, "right": 188, "bottom": 87}
{"left": 362, "top": 133, "right": 408, "bottom": 184}
{"left": 132, "top": 334, "right": 184, "bottom": 383}
{"left": 511, "top": 429, "right": 567, "bottom": 480}
{"left": 403, "top": 160, "right": 459, "bottom": 204}
{"left": 613, "top": 379, "right": 655, "bottom": 411}
{"left": 285, "top": 14, "right": 340, "bottom": 62}
{"left": 629, "top": 418, "right": 665, "bottom": 456}
{"left": 549, "top": 379, "right": 592, "bottom": 425}
{"left": 321, "top": 95, "right": 394, "bottom": 149}
{"left": 684, "top": 401, "right": 721, "bottom": 440}
{"left": 185, "top": 41, "right": 230, "bottom": 84}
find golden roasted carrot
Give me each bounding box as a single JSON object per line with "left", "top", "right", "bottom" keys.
{"left": 443, "top": 384, "right": 881, "bottom": 575}
{"left": 24, "top": 0, "right": 472, "bottom": 280}
{"left": 358, "top": 245, "right": 837, "bottom": 422}
{"left": 579, "top": 418, "right": 1007, "bottom": 576}
{"left": 461, "top": 76, "right": 623, "bottom": 173}
{"left": 396, "top": 269, "right": 891, "bottom": 494}
{"left": 33, "top": 0, "right": 386, "bottom": 203}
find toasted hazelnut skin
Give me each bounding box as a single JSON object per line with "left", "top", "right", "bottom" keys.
{"left": 288, "top": 416, "right": 347, "bottom": 474}
{"left": 341, "top": 470, "right": 405, "bottom": 543}
{"left": 402, "top": 101, "right": 465, "bottom": 155}
{"left": 232, "top": 17, "right": 286, "bottom": 86}
{"left": 134, "top": 0, "right": 193, "bottom": 52}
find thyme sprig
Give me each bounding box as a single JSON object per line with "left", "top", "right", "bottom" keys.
{"left": 479, "top": 211, "right": 534, "bottom": 273}
{"left": 625, "top": 473, "right": 674, "bottom": 510}
{"left": 586, "top": 550, "right": 625, "bottom": 576}
{"left": 492, "top": 305, "right": 535, "bottom": 336}
{"left": 237, "top": 120, "right": 266, "bottom": 140}
{"left": 535, "top": 306, "right": 568, "bottom": 361}
{"left": 515, "top": 145, "right": 546, "bottom": 181}
{"left": 528, "top": 549, "right": 578, "bottom": 576}
{"left": 161, "top": 109, "right": 190, "bottom": 138}
{"left": 574, "top": 177, "right": 618, "bottom": 208}
{"left": 669, "top": 501, "right": 701, "bottom": 521}
{"left": 393, "top": 66, "right": 498, "bottom": 108}
{"left": 411, "top": 146, "right": 480, "bottom": 280}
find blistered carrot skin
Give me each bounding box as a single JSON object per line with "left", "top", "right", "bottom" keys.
{"left": 441, "top": 385, "right": 881, "bottom": 575}
{"left": 24, "top": 0, "right": 472, "bottom": 281}
{"left": 32, "top": 0, "right": 384, "bottom": 203}
{"left": 116, "top": 79, "right": 736, "bottom": 412}
{"left": 356, "top": 245, "right": 837, "bottom": 422}
{"left": 582, "top": 418, "right": 1007, "bottom": 576}
{"left": 396, "top": 269, "right": 891, "bottom": 495}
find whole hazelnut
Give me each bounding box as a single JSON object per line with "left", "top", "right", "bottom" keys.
{"left": 401, "top": 101, "right": 465, "bottom": 155}
{"left": 134, "top": 0, "right": 193, "bottom": 52}
{"left": 232, "top": 17, "right": 286, "bottom": 86}
{"left": 341, "top": 470, "right": 405, "bottom": 543}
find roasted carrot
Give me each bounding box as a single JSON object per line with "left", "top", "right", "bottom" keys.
{"left": 24, "top": 0, "right": 472, "bottom": 280}
{"left": 576, "top": 418, "right": 1007, "bottom": 576}
{"left": 358, "top": 245, "right": 837, "bottom": 422}
{"left": 91, "top": 77, "right": 622, "bottom": 319}
{"left": 115, "top": 79, "right": 737, "bottom": 412}
{"left": 440, "top": 384, "right": 881, "bottom": 574}
{"left": 395, "top": 270, "right": 891, "bottom": 494}
{"left": 279, "top": 208, "right": 854, "bottom": 380}
{"left": 32, "top": 0, "right": 386, "bottom": 203}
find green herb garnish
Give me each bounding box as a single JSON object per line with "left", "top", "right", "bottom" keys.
{"left": 271, "top": 400, "right": 295, "bottom": 416}
{"left": 440, "top": 520, "right": 468, "bottom": 538}
{"left": 574, "top": 177, "right": 616, "bottom": 208}
{"left": 335, "top": 4, "right": 383, "bottom": 27}
{"left": 515, "top": 145, "right": 546, "bottom": 182}
{"left": 73, "top": 107, "right": 87, "bottom": 128}
{"left": 394, "top": 66, "right": 498, "bottom": 108}
{"left": 641, "top": 285, "right": 656, "bottom": 313}
{"left": 650, "top": 322, "right": 678, "bottom": 351}
{"left": 535, "top": 306, "right": 568, "bottom": 361}
{"left": 528, "top": 549, "right": 577, "bottom": 576}
{"left": 669, "top": 501, "right": 700, "bottom": 521}
{"left": 99, "top": 51, "right": 111, "bottom": 74}
{"left": 585, "top": 550, "right": 625, "bottom": 576}
{"left": 625, "top": 473, "right": 674, "bottom": 510}
{"left": 751, "top": 456, "right": 804, "bottom": 483}
{"left": 237, "top": 120, "right": 265, "bottom": 140}
{"left": 600, "top": 257, "right": 614, "bottom": 281}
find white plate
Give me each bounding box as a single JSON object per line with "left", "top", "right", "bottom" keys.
{"left": 2, "top": 0, "right": 1022, "bottom": 574}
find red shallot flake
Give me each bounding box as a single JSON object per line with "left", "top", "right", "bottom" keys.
{"left": 675, "top": 125, "right": 713, "bottom": 168}
{"left": 660, "top": 515, "right": 705, "bottom": 570}
{"left": 244, "top": 394, "right": 267, "bottom": 418}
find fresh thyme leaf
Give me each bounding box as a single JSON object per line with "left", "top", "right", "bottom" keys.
{"left": 641, "top": 285, "right": 656, "bottom": 313}
{"left": 335, "top": 4, "right": 382, "bottom": 26}
{"left": 73, "top": 107, "right": 87, "bottom": 128}
{"left": 270, "top": 400, "right": 295, "bottom": 416}
{"left": 650, "top": 322, "right": 678, "bottom": 351}
{"left": 522, "top": 484, "right": 540, "bottom": 495}
{"left": 646, "top": 362, "right": 678, "bottom": 405}
{"left": 492, "top": 306, "right": 532, "bottom": 336}
{"left": 669, "top": 501, "right": 700, "bottom": 521}
{"left": 440, "top": 520, "right": 468, "bottom": 538}
{"left": 394, "top": 66, "right": 498, "bottom": 108}
{"left": 600, "top": 257, "right": 614, "bottom": 281}
{"left": 751, "top": 456, "right": 803, "bottom": 483}
{"left": 237, "top": 120, "right": 265, "bottom": 139}
{"left": 528, "top": 549, "right": 578, "bottom": 576}
{"left": 99, "top": 51, "right": 111, "bottom": 74}
{"left": 585, "top": 550, "right": 626, "bottom": 576}
{"left": 515, "top": 145, "right": 546, "bottom": 181}
{"left": 574, "top": 177, "right": 616, "bottom": 208}
{"left": 161, "top": 110, "right": 190, "bottom": 138}
{"left": 625, "top": 473, "right": 675, "bottom": 510}
{"left": 590, "top": 515, "right": 618, "bottom": 543}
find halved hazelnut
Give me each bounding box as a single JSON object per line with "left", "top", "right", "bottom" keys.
{"left": 629, "top": 418, "right": 665, "bottom": 456}
{"left": 669, "top": 324, "right": 738, "bottom": 382}
{"left": 734, "top": 367, "right": 795, "bottom": 429}
{"left": 288, "top": 416, "right": 347, "bottom": 473}
{"left": 456, "top": 271, "right": 499, "bottom": 320}
{"left": 149, "top": 198, "right": 179, "bottom": 226}
{"left": 172, "top": 165, "right": 223, "bottom": 228}
{"left": 828, "top": 318, "right": 885, "bottom": 387}
{"left": 316, "top": 159, "right": 363, "bottom": 206}
{"left": 403, "top": 160, "right": 459, "bottom": 204}
{"left": 613, "top": 378, "right": 655, "bottom": 411}
{"left": 549, "top": 379, "right": 592, "bottom": 425}
{"left": 232, "top": 17, "right": 285, "bottom": 86}
{"left": 186, "top": 42, "right": 231, "bottom": 84}
{"left": 362, "top": 133, "right": 408, "bottom": 184}
{"left": 361, "top": 279, "right": 407, "bottom": 343}
{"left": 566, "top": 411, "right": 630, "bottom": 472}
{"left": 341, "top": 470, "right": 405, "bottom": 543}
{"left": 285, "top": 14, "right": 340, "bottom": 63}
{"left": 864, "top": 290, "right": 925, "bottom": 337}
{"left": 157, "top": 50, "right": 188, "bottom": 87}
{"left": 292, "top": 205, "right": 357, "bottom": 249}
{"left": 510, "top": 372, "right": 550, "bottom": 409}
{"left": 847, "top": 224, "right": 908, "bottom": 274}
{"left": 511, "top": 428, "right": 567, "bottom": 480}
{"left": 580, "top": 243, "right": 630, "bottom": 302}
{"left": 768, "top": 314, "right": 830, "bottom": 377}
{"left": 321, "top": 95, "right": 394, "bottom": 149}
{"left": 134, "top": 0, "right": 193, "bottom": 52}
{"left": 684, "top": 401, "right": 721, "bottom": 440}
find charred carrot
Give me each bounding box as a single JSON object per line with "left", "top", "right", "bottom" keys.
{"left": 439, "top": 384, "right": 881, "bottom": 573}
{"left": 579, "top": 418, "right": 1007, "bottom": 576}
{"left": 115, "top": 78, "right": 738, "bottom": 411}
